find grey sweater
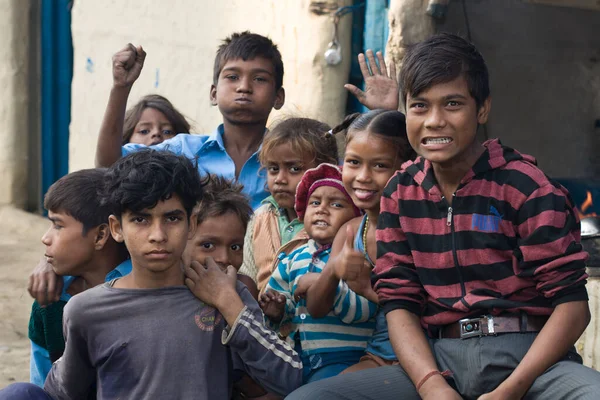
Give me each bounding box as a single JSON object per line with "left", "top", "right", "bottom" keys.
{"left": 44, "top": 281, "right": 302, "bottom": 399}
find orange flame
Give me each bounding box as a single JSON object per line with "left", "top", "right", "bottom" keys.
{"left": 577, "top": 191, "right": 597, "bottom": 220}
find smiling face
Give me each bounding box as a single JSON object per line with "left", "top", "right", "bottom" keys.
{"left": 342, "top": 131, "right": 402, "bottom": 213}
{"left": 303, "top": 186, "right": 356, "bottom": 246}
{"left": 129, "top": 108, "right": 176, "bottom": 146}
{"left": 265, "top": 143, "right": 314, "bottom": 217}
{"left": 183, "top": 212, "right": 245, "bottom": 271}
{"left": 405, "top": 75, "right": 491, "bottom": 169}
{"left": 41, "top": 211, "right": 98, "bottom": 276}
{"left": 210, "top": 57, "right": 284, "bottom": 126}
{"left": 109, "top": 195, "right": 196, "bottom": 274}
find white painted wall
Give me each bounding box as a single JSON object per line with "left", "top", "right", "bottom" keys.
{"left": 0, "top": 0, "right": 30, "bottom": 207}
{"left": 69, "top": 0, "right": 353, "bottom": 171}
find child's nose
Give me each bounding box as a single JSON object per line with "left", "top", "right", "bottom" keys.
{"left": 148, "top": 223, "right": 167, "bottom": 243}
{"left": 425, "top": 106, "right": 446, "bottom": 129}
{"left": 275, "top": 171, "right": 287, "bottom": 184}
{"left": 316, "top": 203, "right": 329, "bottom": 214}
{"left": 212, "top": 249, "right": 229, "bottom": 267}
{"left": 236, "top": 76, "right": 252, "bottom": 93}
{"left": 151, "top": 128, "right": 163, "bottom": 138}
{"left": 41, "top": 229, "right": 51, "bottom": 245}
{"left": 357, "top": 166, "right": 372, "bottom": 182}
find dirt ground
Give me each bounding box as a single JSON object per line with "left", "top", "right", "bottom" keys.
{"left": 0, "top": 206, "right": 48, "bottom": 389}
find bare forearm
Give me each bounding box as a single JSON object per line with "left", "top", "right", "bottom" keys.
{"left": 306, "top": 265, "right": 338, "bottom": 318}
{"left": 95, "top": 85, "right": 131, "bottom": 167}
{"left": 387, "top": 309, "right": 452, "bottom": 396}
{"left": 496, "top": 301, "right": 591, "bottom": 397}
{"left": 216, "top": 290, "right": 246, "bottom": 327}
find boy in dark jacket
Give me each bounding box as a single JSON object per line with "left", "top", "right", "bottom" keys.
{"left": 286, "top": 33, "right": 600, "bottom": 400}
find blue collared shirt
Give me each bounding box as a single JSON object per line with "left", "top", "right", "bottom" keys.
{"left": 122, "top": 125, "right": 269, "bottom": 209}
{"left": 29, "top": 259, "right": 133, "bottom": 387}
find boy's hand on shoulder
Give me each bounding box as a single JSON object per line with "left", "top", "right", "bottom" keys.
{"left": 27, "top": 258, "right": 62, "bottom": 306}
{"left": 344, "top": 49, "right": 399, "bottom": 111}
{"left": 258, "top": 291, "right": 286, "bottom": 322}
{"left": 112, "top": 43, "right": 146, "bottom": 88}
{"left": 294, "top": 273, "right": 319, "bottom": 302}
{"left": 333, "top": 225, "right": 366, "bottom": 282}
{"left": 185, "top": 258, "right": 237, "bottom": 309}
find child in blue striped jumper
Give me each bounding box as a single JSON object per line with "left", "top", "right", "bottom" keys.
{"left": 259, "top": 163, "right": 377, "bottom": 384}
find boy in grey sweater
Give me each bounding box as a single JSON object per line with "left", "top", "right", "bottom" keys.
{"left": 5, "top": 149, "right": 302, "bottom": 400}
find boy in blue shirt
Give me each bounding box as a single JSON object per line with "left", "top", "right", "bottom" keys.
{"left": 95, "top": 31, "right": 286, "bottom": 209}
{"left": 28, "top": 31, "right": 285, "bottom": 306}
{"left": 28, "top": 168, "right": 130, "bottom": 387}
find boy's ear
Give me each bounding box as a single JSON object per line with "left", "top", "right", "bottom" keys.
{"left": 209, "top": 85, "right": 218, "bottom": 106}
{"left": 108, "top": 215, "right": 125, "bottom": 243}
{"left": 273, "top": 87, "right": 285, "bottom": 110}
{"left": 187, "top": 213, "right": 198, "bottom": 241}
{"left": 93, "top": 224, "right": 111, "bottom": 250}
{"left": 477, "top": 97, "right": 492, "bottom": 125}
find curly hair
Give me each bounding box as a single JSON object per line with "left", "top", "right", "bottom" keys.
{"left": 102, "top": 149, "right": 204, "bottom": 219}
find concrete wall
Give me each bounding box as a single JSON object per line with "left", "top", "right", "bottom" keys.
{"left": 0, "top": 0, "right": 31, "bottom": 207}
{"left": 437, "top": 0, "right": 600, "bottom": 179}
{"left": 69, "top": 0, "right": 354, "bottom": 172}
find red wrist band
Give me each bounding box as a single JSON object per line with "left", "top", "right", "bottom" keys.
{"left": 416, "top": 369, "right": 452, "bottom": 392}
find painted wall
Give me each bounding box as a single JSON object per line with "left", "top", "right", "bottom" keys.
{"left": 0, "top": 0, "right": 31, "bottom": 207}
{"left": 437, "top": 0, "right": 600, "bottom": 179}
{"left": 69, "top": 0, "right": 354, "bottom": 172}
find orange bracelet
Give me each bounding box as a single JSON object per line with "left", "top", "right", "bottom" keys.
{"left": 416, "top": 369, "right": 452, "bottom": 392}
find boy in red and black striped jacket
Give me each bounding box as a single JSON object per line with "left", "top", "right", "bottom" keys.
{"left": 371, "top": 34, "right": 600, "bottom": 400}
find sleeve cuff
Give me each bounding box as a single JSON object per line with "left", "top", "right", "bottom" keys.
{"left": 381, "top": 299, "right": 422, "bottom": 316}
{"left": 222, "top": 306, "right": 248, "bottom": 345}
{"left": 550, "top": 285, "right": 589, "bottom": 307}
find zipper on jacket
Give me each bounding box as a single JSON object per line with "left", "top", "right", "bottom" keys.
{"left": 445, "top": 195, "right": 468, "bottom": 307}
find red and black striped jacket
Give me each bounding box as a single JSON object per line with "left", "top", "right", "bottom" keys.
{"left": 374, "top": 139, "right": 588, "bottom": 331}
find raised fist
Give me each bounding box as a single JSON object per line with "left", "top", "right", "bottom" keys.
{"left": 112, "top": 43, "right": 146, "bottom": 88}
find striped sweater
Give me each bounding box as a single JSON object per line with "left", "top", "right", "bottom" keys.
{"left": 374, "top": 139, "right": 588, "bottom": 330}
{"left": 265, "top": 239, "right": 377, "bottom": 356}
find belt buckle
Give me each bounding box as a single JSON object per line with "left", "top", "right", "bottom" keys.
{"left": 458, "top": 315, "right": 495, "bottom": 339}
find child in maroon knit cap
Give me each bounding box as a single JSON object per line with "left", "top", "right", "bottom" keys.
{"left": 259, "top": 163, "right": 376, "bottom": 384}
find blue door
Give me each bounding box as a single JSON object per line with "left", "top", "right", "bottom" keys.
{"left": 41, "top": 0, "right": 72, "bottom": 204}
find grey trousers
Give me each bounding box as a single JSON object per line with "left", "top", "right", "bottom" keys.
{"left": 286, "top": 333, "right": 600, "bottom": 400}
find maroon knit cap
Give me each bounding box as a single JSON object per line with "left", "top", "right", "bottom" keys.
{"left": 294, "top": 163, "right": 361, "bottom": 220}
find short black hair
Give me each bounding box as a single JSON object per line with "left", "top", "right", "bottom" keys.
{"left": 44, "top": 168, "right": 110, "bottom": 235}
{"left": 400, "top": 33, "right": 490, "bottom": 109}
{"left": 102, "top": 149, "right": 204, "bottom": 219}
{"left": 213, "top": 31, "right": 284, "bottom": 91}
{"left": 195, "top": 175, "right": 252, "bottom": 230}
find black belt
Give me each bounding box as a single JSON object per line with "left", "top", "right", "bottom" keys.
{"left": 439, "top": 314, "right": 548, "bottom": 339}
